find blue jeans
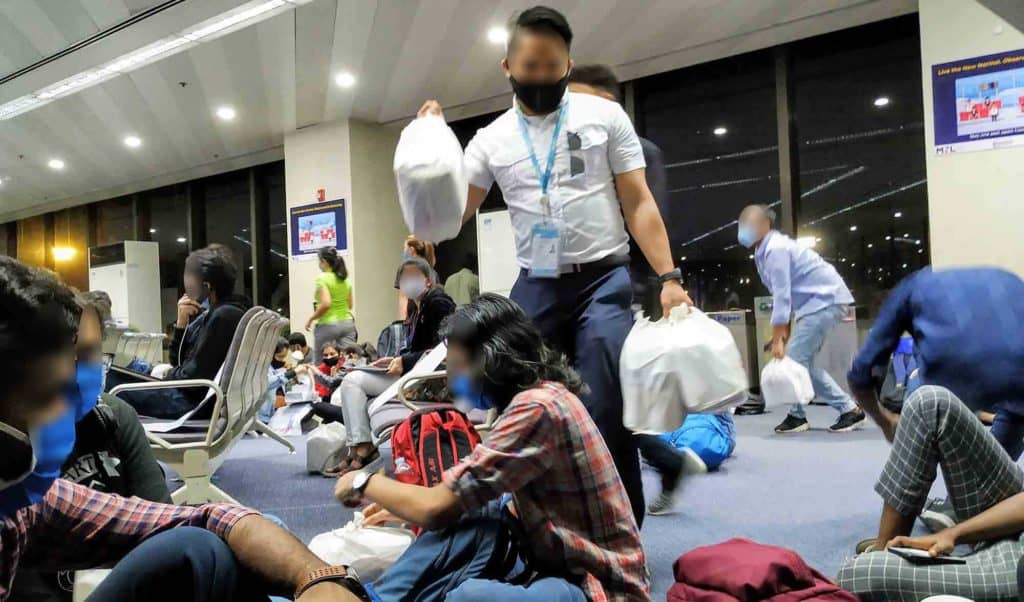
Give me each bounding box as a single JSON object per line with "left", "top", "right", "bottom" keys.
{"left": 447, "top": 577, "right": 587, "bottom": 602}
{"left": 991, "top": 408, "right": 1024, "bottom": 461}
{"left": 510, "top": 265, "right": 644, "bottom": 526}
{"left": 785, "top": 305, "right": 856, "bottom": 419}
{"left": 87, "top": 527, "right": 271, "bottom": 601}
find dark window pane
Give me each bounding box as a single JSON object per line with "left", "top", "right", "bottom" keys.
{"left": 792, "top": 16, "right": 928, "bottom": 318}
{"left": 636, "top": 51, "right": 778, "bottom": 311}
{"left": 95, "top": 196, "right": 134, "bottom": 245}
{"left": 263, "top": 161, "right": 289, "bottom": 316}
{"left": 141, "top": 184, "right": 190, "bottom": 332}
{"left": 204, "top": 169, "right": 253, "bottom": 302}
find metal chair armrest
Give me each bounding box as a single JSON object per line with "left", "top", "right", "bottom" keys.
{"left": 397, "top": 370, "right": 448, "bottom": 410}
{"left": 110, "top": 379, "right": 226, "bottom": 447}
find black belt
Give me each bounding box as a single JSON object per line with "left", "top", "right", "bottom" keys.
{"left": 558, "top": 253, "right": 630, "bottom": 274}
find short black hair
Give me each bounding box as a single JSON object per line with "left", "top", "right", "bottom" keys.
{"left": 184, "top": 244, "right": 237, "bottom": 299}
{"left": 568, "top": 64, "right": 621, "bottom": 101}
{"left": 0, "top": 256, "right": 82, "bottom": 403}
{"left": 440, "top": 294, "right": 582, "bottom": 410}
{"left": 274, "top": 337, "right": 289, "bottom": 354}
{"left": 508, "top": 5, "right": 572, "bottom": 53}
{"left": 287, "top": 332, "right": 307, "bottom": 348}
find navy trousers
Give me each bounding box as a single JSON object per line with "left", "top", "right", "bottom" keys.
{"left": 87, "top": 527, "right": 271, "bottom": 602}
{"left": 991, "top": 408, "right": 1024, "bottom": 461}
{"left": 510, "top": 265, "right": 645, "bottom": 526}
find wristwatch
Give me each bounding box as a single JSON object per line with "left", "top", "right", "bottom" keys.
{"left": 352, "top": 470, "right": 374, "bottom": 496}
{"left": 293, "top": 566, "right": 370, "bottom": 600}
{"left": 658, "top": 268, "right": 683, "bottom": 284}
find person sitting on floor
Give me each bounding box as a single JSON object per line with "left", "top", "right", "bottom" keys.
{"left": 0, "top": 256, "right": 355, "bottom": 602}
{"left": 112, "top": 244, "right": 252, "bottom": 419}
{"left": 837, "top": 386, "right": 1024, "bottom": 601}
{"left": 287, "top": 332, "right": 312, "bottom": 365}
{"left": 325, "top": 257, "right": 455, "bottom": 476}
{"left": 333, "top": 294, "right": 648, "bottom": 601}
{"left": 261, "top": 338, "right": 307, "bottom": 424}
{"left": 10, "top": 290, "right": 173, "bottom": 601}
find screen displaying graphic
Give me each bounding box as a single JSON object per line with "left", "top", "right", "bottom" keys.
{"left": 932, "top": 48, "right": 1024, "bottom": 155}
{"left": 289, "top": 199, "right": 347, "bottom": 256}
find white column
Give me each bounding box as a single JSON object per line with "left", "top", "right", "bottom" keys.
{"left": 920, "top": 0, "right": 1024, "bottom": 275}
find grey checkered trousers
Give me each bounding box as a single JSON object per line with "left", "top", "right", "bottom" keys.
{"left": 838, "top": 386, "right": 1024, "bottom": 601}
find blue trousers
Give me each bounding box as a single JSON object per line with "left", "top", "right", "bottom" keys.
{"left": 991, "top": 408, "right": 1024, "bottom": 461}
{"left": 510, "top": 265, "right": 644, "bottom": 526}
{"left": 87, "top": 527, "right": 271, "bottom": 601}
{"left": 785, "top": 305, "right": 856, "bottom": 419}
{"left": 447, "top": 577, "right": 587, "bottom": 601}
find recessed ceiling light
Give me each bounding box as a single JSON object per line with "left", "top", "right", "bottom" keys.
{"left": 867, "top": 243, "right": 874, "bottom": 248}
{"left": 48, "top": 158, "right": 65, "bottom": 170}
{"left": 334, "top": 71, "right": 356, "bottom": 88}
{"left": 680, "top": 256, "right": 687, "bottom": 261}
{"left": 918, "top": 249, "right": 923, "bottom": 254}
{"left": 713, "top": 126, "right": 728, "bottom": 136}
{"left": 849, "top": 225, "right": 858, "bottom": 232}
{"left": 487, "top": 27, "right": 508, "bottom": 45}
{"left": 903, "top": 233, "right": 909, "bottom": 238}
{"left": 902, "top": 263, "right": 908, "bottom": 269}
{"left": 124, "top": 135, "right": 142, "bottom": 148}
{"left": 149, "top": 228, "right": 157, "bottom": 234}
{"left": 215, "top": 106, "right": 236, "bottom": 121}
{"left": 885, "top": 235, "right": 892, "bottom": 240}
{"left": 176, "top": 236, "right": 187, "bottom": 243}
{"left": 893, "top": 211, "right": 902, "bottom": 218}
{"left": 748, "top": 254, "right": 754, "bottom": 259}
{"left": 874, "top": 96, "right": 890, "bottom": 107}
{"left": 915, "top": 239, "right": 921, "bottom": 245}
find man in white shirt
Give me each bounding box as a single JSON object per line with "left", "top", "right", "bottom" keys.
{"left": 417, "top": 5, "right": 690, "bottom": 525}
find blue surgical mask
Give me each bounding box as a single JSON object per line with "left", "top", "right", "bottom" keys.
{"left": 449, "top": 373, "right": 493, "bottom": 411}
{"left": 737, "top": 223, "right": 759, "bottom": 249}
{"left": 67, "top": 361, "right": 104, "bottom": 422}
{"left": 0, "top": 407, "right": 77, "bottom": 518}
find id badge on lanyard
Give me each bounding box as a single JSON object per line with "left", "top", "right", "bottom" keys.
{"left": 519, "top": 105, "right": 566, "bottom": 279}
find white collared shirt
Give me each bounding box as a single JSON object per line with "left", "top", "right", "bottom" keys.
{"left": 464, "top": 92, "right": 646, "bottom": 268}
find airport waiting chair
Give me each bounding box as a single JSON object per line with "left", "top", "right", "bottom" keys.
{"left": 111, "top": 306, "right": 292, "bottom": 504}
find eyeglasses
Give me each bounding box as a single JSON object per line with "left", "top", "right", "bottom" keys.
{"left": 567, "top": 131, "right": 584, "bottom": 177}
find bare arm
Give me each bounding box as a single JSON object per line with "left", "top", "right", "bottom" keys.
{"left": 616, "top": 168, "right": 692, "bottom": 312}
{"left": 305, "top": 286, "right": 331, "bottom": 329}
{"left": 888, "top": 492, "right": 1024, "bottom": 557}
{"left": 851, "top": 383, "right": 899, "bottom": 443}
{"left": 335, "top": 472, "right": 462, "bottom": 531}
{"left": 463, "top": 184, "right": 489, "bottom": 224}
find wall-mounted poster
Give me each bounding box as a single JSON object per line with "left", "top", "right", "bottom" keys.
{"left": 932, "top": 48, "right": 1024, "bottom": 155}
{"left": 290, "top": 199, "right": 347, "bottom": 257}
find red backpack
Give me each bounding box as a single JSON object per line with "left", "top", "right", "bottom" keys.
{"left": 391, "top": 405, "right": 482, "bottom": 487}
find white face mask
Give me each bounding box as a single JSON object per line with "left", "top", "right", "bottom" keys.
{"left": 400, "top": 278, "right": 428, "bottom": 301}
{"left": 291, "top": 350, "right": 304, "bottom": 362}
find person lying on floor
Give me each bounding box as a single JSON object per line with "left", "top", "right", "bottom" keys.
{"left": 333, "top": 294, "right": 648, "bottom": 601}
{"left": 837, "top": 386, "right": 1024, "bottom": 601}
{"left": 325, "top": 256, "right": 455, "bottom": 476}
{"left": 0, "top": 256, "right": 353, "bottom": 602}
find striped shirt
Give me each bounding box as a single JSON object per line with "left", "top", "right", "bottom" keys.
{"left": 0, "top": 479, "right": 256, "bottom": 600}
{"left": 443, "top": 382, "right": 648, "bottom": 601}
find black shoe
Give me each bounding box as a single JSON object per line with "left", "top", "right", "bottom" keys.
{"left": 774, "top": 415, "right": 809, "bottom": 434}
{"left": 829, "top": 409, "right": 866, "bottom": 433}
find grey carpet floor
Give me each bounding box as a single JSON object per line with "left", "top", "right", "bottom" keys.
{"left": 209, "top": 404, "right": 938, "bottom": 599}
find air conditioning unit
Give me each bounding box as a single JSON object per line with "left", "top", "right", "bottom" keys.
{"left": 88, "top": 241, "right": 161, "bottom": 334}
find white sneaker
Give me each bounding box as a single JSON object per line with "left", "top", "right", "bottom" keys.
{"left": 680, "top": 448, "right": 708, "bottom": 476}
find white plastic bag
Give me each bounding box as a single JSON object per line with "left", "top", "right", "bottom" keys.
{"left": 309, "top": 512, "right": 414, "bottom": 581}
{"left": 393, "top": 115, "right": 467, "bottom": 242}
{"left": 306, "top": 422, "right": 347, "bottom": 473}
{"left": 760, "top": 357, "right": 815, "bottom": 408}
{"left": 621, "top": 306, "right": 748, "bottom": 434}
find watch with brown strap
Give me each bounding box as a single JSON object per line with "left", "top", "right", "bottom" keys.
{"left": 293, "top": 565, "right": 370, "bottom": 600}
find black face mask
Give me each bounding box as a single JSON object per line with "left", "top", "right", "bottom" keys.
{"left": 270, "top": 359, "right": 285, "bottom": 370}
{"left": 323, "top": 357, "right": 340, "bottom": 368}
{"left": 509, "top": 72, "right": 569, "bottom": 114}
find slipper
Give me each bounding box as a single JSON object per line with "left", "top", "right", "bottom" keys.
{"left": 322, "top": 450, "right": 356, "bottom": 478}
{"left": 330, "top": 447, "right": 381, "bottom": 478}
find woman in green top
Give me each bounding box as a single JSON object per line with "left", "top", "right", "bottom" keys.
{"left": 305, "top": 246, "right": 356, "bottom": 363}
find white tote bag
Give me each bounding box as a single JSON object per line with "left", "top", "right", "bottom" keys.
{"left": 306, "top": 422, "right": 347, "bottom": 473}
{"left": 309, "top": 513, "right": 415, "bottom": 581}
{"left": 760, "top": 357, "right": 815, "bottom": 408}
{"left": 620, "top": 306, "right": 748, "bottom": 434}
{"left": 393, "top": 115, "right": 467, "bottom": 243}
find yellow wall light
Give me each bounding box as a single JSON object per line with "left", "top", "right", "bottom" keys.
{"left": 52, "top": 246, "right": 77, "bottom": 261}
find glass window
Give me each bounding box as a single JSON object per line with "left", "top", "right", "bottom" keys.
{"left": 94, "top": 196, "right": 134, "bottom": 245}
{"left": 791, "top": 16, "right": 928, "bottom": 319}
{"left": 636, "top": 51, "right": 778, "bottom": 312}
{"left": 0, "top": 223, "right": 13, "bottom": 256}
{"left": 204, "top": 169, "right": 253, "bottom": 301}
{"left": 141, "top": 184, "right": 190, "bottom": 332}
{"left": 263, "top": 162, "right": 290, "bottom": 316}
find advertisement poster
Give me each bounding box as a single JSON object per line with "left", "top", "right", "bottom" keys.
{"left": 932, "top": 48, "right": 1024, "bottom": 155}
{"left": 289, "top": 199, "right": 347, "bottom": 257}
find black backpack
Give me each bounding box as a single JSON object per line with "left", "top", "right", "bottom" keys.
{"left": 377, "top": 320, "right": 408, "bottom": 358}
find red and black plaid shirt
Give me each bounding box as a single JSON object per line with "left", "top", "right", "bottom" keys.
{"left": 0, "top": 479, "right": 256, "bottom": 600}
{"left": 444, "top": 382, "right": 649, "bottom": 601}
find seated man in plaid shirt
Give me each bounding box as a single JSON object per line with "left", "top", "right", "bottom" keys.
{"left": 335, "top": 294, "right": 649, "bottom": 601}
{"left": 0, "top": 257, "right": 364, "bottom": 602}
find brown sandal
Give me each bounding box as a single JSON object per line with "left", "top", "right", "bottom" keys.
{"left": 322, "top": 450, "right": 356, "bottom": 478}
{"left": 334, "top": 447, "right": 381, "bottom": 477}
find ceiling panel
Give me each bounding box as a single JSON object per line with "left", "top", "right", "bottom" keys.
{"left": 0, "top": 0, "right": 916, "bottom": 222}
